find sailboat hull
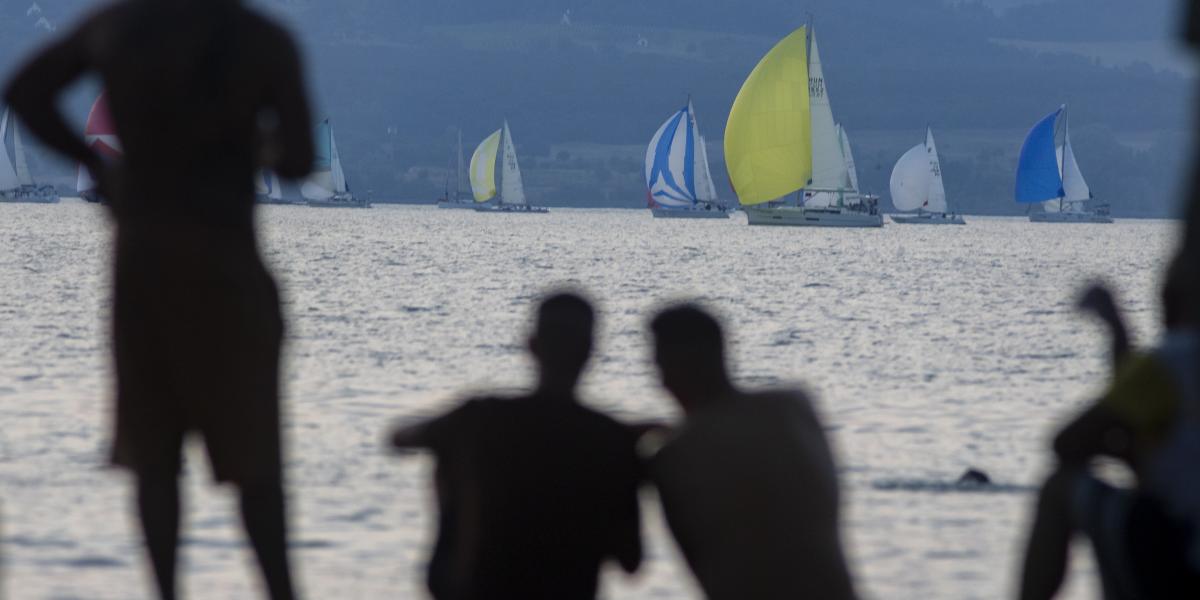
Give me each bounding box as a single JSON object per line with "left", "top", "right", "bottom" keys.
{"left": 0, "top": 185, "right": 60, "bottom": 204}
{"left": 744, "top": 205, "right": 883, "bottom": 228}
{"left": 651, "top": 207, "right": 731, "bottom": 219}
{"left": 1029, "top": 212, "right": 1112, "bottom": 223}
{"left": 306, "top": 194, "right": 370, "bottom": 208}
{"left": 475, "top": 203, "right": 548, "bottom": 214}
{"left": 437, "top": 200, "right": 478, "bottom": 210}
{"left": 890, "top": 213, "right": 966, "bottom": 225}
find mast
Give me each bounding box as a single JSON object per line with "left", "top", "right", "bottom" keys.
{"left": 455, "top": 129, "right": 464, "bottom": 202}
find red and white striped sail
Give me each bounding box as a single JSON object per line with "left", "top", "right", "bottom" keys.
{"left": 76, "top": 92, "right": 122, "bottom": 192}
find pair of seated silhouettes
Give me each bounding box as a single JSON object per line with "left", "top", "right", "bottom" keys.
{"left": 392, "top": 294, "right": 859, "bottom": 600}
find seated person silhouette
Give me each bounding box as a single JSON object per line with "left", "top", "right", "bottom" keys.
{"left": 391, "top": 292, "right": 643, "bottom": 600}
{"left": 1019, "top": 252, "right": 1200, "bottom": 599}
{"left": 5, "top": 1, "right": 313, "bottom": 598}
{"left": 647, "top": 305, "right": 858, "bottom": 600}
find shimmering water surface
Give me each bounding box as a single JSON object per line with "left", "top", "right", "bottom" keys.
{"left": 0, "top": 203, "right": 1180, "bottom": 598}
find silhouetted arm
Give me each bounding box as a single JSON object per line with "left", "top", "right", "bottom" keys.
{"left": 4, "top": 23, "right": 101, "bottom": 173}
{"left": 611, "top": 440, "right": 644, "bottom": 573}
{"left": 260, "top": 29, "right": 313, "bottom": 180}
{"left": 391, "top": 422, "right": 434, "bottom": 449}
{"left": 1053, "top": 403, "right": 1132, "bottom": 465}
{"left": 1077, "top": 284, "right": 1131, "bottom": 368}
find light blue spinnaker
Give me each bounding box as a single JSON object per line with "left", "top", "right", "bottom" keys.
{"left": 645, "top": 105, "right": 697, "bottom": 208}
{"left": 1015, "top": 107, "right": 1064, "bottom": 204}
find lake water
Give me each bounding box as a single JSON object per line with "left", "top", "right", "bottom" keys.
{"left": 0, "top": 202, "right": 1181, "bottom": 598}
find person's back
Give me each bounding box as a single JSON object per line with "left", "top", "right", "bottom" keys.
{"left": 651, "top": 389, "right": 855, "bottom": 600}
{"left": 647, "top": 305, "right": 857, "bottom": 600}
{"left": 421, "top": 393, "right": 642, "bottom": 599}
{"left": 392, "top": 293, "right": 643, "bottom": 600}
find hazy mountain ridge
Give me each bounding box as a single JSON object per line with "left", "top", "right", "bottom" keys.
{"left": 0, "top": 0, "right": 1193, "bottom": 216}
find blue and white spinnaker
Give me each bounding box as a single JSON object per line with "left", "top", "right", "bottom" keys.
{"left": 645, "top": 101, "right": 719, "bottom": 210}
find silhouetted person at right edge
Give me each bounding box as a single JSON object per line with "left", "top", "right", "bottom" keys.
{"left": 648, "top": 305, "right": 858, "bottom": 600}
{"left": 5, "top": 1, "right": 314, "bottom": 598}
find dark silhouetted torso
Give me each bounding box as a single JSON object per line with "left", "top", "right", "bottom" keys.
{"left": 419, "top": 394, "right": 643, "bottom": 600}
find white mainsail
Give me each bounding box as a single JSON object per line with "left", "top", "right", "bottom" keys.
{"left": 1061, "top": 133, "right": 1090, "bottom": 203}
{"left": 838, "top": 125, "right": 860, "bottom": 192}
{"left": 13, "top": 117, "right": 32, "bottom": 186}
{"left": 0, "top": 110, "right": 21, "bottom": 192}
{"left": 695, "top": 133, "right": 719, "bottom": 204}
{"left": 924, "top": 128, "right": 948, "bottom": 213}
{"left": 330, "top": 127, "right": 347, "bottom": 194}
{"left": 499, "top": 121, "right": 526, "bottom": 206}
{"left": 805, "top": 31, "right": 850, "bottom": 208}
{"left": 688, "top": 101, "right": 719, "bottom": 204}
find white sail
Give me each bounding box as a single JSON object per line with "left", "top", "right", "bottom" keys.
{"left": 838, "top": 125, "right": 860, "bottom": 192}
{"left": 13, "top": 118, "right": 32, "bottom": 186}
{"left": 268, "top": 172, "right": 283, "bottom": 201}
{"left": 302, "top": 120, "right": 336, "bottom": 201}
{"left": 890, "top": 129, "right": 949, "bottom": 214}
{"left": 889, "top": 144, "right": 929, "bottom": 212}
{"left": 924, "top": 128, "right": 948, "bottom": 213}
{"left": 806, "top": 31, "right": 849, "bottom": 197}
{"left": 687, "top": 101, "right": 719, "bottom": 204}
{"left": 1061, "top": 133, "right": 1090, "bottom": 202}
{"left": 0, "top": 110, "right": 21, "bottom": 192}
{"left": 695, "top": 134, "right": 719, "bottom": 204}
{"left": 330, "top": 127, "right": 347, "bottom": 194}
{"left": 76, "top": 165, "right": 93, "bottom": 193}
{"left": 499, "top": 121, "right": 526, "bottom": 205}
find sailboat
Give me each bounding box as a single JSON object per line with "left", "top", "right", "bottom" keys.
{"left": 254, "top": 170, "right": 288, "bottom": 204}
{"left": 470, "top": 121, "right": 547, "bottom": 213}
{"left": 725, "top": 26, "right": 882, "bottom": 228}
{"left": 1017, "top": 105, "right": 1111, "bottom": 223}
{"left": 303, "top": 118, "right": 368, "bottom": 208}
{"left": 0, "top": 108, "right": 58, "bottom": 203}
{"left": 645, "top": 99, "right": 730, "bottom": 219}
{"left": 437, "top": 128, "right": 473, "bottom": 209}
{"left": 889, "top": 128, "right": 965, "bottom": 225}
{"left": 77, "top": 92, "right": 121, "bottom": 203}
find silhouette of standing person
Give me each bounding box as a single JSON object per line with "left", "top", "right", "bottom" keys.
{"left": 647, "top": 305, "right": 857, "bottom": 600}
{"left": 391, "top": 292, "right": 643, "bottom": 600}
{"left": 5, "top": 1, "right": 313, "bottom": 598}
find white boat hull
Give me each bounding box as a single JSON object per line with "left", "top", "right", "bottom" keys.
{"left": 744, "top": 205, "right": 883, "bottom": 228}
{"left": 475, "top": 203, "right": 549, "bottom": 214}
{"left": 437, "top": 200, "right": 478, "bottom": 210}
{"left": 890, "top": 212, "right": 966, "bottom": 225}
{"left": 651, "top": 207, "right": 731, "bottom": 219}
{"left": 1029, "top": 211, "right": 1112, "bottom": 223}
{"left": 307, "top": 194, "right": 370, "bottom": 208}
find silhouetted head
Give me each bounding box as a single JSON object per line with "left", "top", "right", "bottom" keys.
{"left": 650, "top": 304, "right": 732, "bottom": 411}
{"left": 528, "top": 292, "right": 595, "bottom": 394}
{"left": 1187, "top": 0, "right": 1200, "bottom": 47}
{"left": 1163, "top": 248, "right": 1199, "bottom": 329}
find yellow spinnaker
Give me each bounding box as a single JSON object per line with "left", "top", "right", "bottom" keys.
{"left": 470, "top": 129, "right": 502, "bottom": 202}
{"left": 724, "top": 27, "right": 812, "bottom": 206}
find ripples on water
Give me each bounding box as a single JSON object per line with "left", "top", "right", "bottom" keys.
{"left": 0, "top": 203, "right": 1179, "bottom": 598}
